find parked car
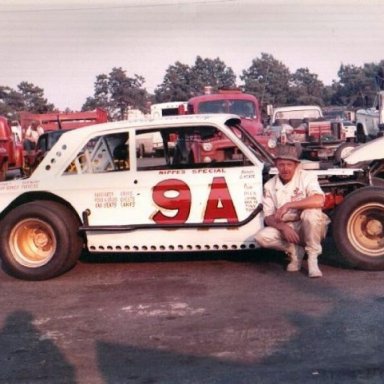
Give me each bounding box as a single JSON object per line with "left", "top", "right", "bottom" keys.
{"left": 0, "top": 114, "right": 382, "bottom": 280}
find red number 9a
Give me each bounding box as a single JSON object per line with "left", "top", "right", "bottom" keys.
{"left": 152, "top": 179, "right": 191, "bottom": 224}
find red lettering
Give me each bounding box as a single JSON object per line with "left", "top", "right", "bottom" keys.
{"left": 152, "top": 179, "right": 191, "bottom": 224}
{"left": 203, "top": 177, "right": 238, "bottom": 223}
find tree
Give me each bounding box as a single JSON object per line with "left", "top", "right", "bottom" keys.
{"left": 83, "top": 67, "right": 149, "bottom": 120}
{"left": 331, "top": 63, "right": 378, "bottom": 108}
{"left": 0, "top": 86, "right": 24, "bottom": 118}
{"left": 189, "top": 56, "right": 236, "bottom": 96}
{"left": 154, "top": 62, "right": 193, "bottom": 102}
{"left": 154, "top": 56, "right": 236, "bottom": 103}
{"left": 289, "top": 68, "right": 326, "bottom": 106}
{"left": 17, "top": 81, "right": 54, "bottom": 113}
{"left": 241, "top": 53, "right": 291, "bottom": 109}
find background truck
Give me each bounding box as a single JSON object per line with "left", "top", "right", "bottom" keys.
{"left": 0, "top": 116, "right": 24, "bottom": 181}
{"left": 176, "top": 88, "right": 270, "bottom": 163}
{"left": 18, "top": 108, "right": 109, "bottom": 176}
{"left": 18, "top": 108, "right": 108, "bottom": 133}
{"left": 265, "top": 104, "right": 357, "bottom": 161}
{"left": 355, "top": 90, "right": 384, "bottom": 142}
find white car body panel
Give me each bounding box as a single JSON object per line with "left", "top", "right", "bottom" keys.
{"left": 0, "top": 114, "right": 266, "bottom": 253}
{"left": 344, "top": 136, "right": 384, "bottom": 165}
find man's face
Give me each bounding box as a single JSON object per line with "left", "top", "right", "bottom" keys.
{"left": 275, "top": 159, "right": 298, "bottom": 183}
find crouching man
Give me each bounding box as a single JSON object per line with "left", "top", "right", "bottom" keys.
{"left": 255, "top": 145, "right": 330, "bottom": 278}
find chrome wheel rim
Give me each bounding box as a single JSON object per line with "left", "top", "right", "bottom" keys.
{"left": 9, "top": 218, "right": 57, "bottom": 268}
{"left": 347, "top": 203, "right": 384, "bottom": 257}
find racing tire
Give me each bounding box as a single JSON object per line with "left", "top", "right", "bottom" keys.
{"left": 334, "top": 142, "right": 358, "bottom": 164}
{"left": 0, "top": 201, "right": 83, "bottom": 280}
{"left": 332, "top": 187, "right": 384, "bottom": 270}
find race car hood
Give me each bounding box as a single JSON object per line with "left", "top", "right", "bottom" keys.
{"left": 344, "top": 136, "right": 384, "bottom": 165}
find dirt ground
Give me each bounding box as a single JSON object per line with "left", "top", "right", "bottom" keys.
{"left": 0, "top": 240, "right": 384, "bottom": 383}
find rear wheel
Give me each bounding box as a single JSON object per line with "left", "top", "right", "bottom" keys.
{"left": 356, "top": 125, "right": 367, "bottom": 143}
{"left": 333, "top": 187, "right": 384, "bottom": 270}
{"left": 0, "top": 201, "right": 83, "bottom": 280}
{"left": 334, "top": 142, "right": 358, "bottom": 164}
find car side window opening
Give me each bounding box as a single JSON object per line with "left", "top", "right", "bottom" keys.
{"left": 135, "top": 125, "right": 253, "bottom": 171}
{"left": 64, "top": 131, "right": 129, "bottom": 174}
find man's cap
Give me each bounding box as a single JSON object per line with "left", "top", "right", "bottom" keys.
{"left": 274, "top": 144, "right": 300, "bottom": 163}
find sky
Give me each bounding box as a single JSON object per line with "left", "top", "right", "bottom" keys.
{"left": 1, "top": 0, "right": 383, "bottom": 111}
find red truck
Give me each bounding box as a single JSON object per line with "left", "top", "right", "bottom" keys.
{"left": 18, "top": 108, "right": 108, "bottom": 133}
{"left": 0, "top": 116, "right": 24, "bottom": 181}
{"left": 175, "top": 88, "right": 270, "bottom": 163}
{"left": 0, "top": 109, "right": 109, "bottom": 181}
{"left": 19, "top": 109, "right": 109, "bottom": 175}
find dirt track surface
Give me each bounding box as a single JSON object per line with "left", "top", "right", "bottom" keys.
{"left": 0, "top": 241, "right": 384, "bottom": 384}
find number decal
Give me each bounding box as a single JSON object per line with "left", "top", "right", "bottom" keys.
{"left": 152, "top": 177, "right": 238, "bottom": 224}
{"left": 152, "top": 179, "right": 191, "bottom": 224}
{"left": 203, "top": 177, "right": 238, "bottom": 223}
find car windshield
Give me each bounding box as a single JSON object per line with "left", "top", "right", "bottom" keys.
{"left": 225, "top": 119, "right": 274, "bottom": 166}
{"left": 198, "top": 100, "right": 256, "bottom": 118}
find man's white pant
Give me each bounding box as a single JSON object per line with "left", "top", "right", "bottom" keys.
{"left": 255, "top": 209, "right": 330, "bottom": 258}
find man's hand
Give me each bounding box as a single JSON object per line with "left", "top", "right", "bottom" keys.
{"left": 264, "top": 213, "right": 300, "bottom": 244}
{"left": 280, "top": 224, "right": 300, "bottom": 244}
{"left": 274, "top": 203, "right": 291, "bottom": 222}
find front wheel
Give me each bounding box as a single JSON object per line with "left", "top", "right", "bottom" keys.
{"left": 333, "top": 187, "right": 384, "bottom": 270}
{"left": 0, "top": 201, "right": 83, "bottom": 280}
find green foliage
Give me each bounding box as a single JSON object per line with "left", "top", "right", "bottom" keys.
{"left": 0, "top": 82, "right": 54, "bottom": 119}
{"left": 189, "top": 56, "right": 237, "bottom": 95}
{"left": 154, "top": 56, "right": 236, "bottom": 103}
{"left": 331, "top": 61, "right": 384, "bottom": 108}
{"left": 241, "top": 53, "right": 291, "bottom": 107}
{"left": 1, "top": 55, "right": 384, "bottom": 121}
{"left": 82, "top": 67, "right": 150, "bottom": 120}
{"left": 289, "top": 68, "right": 326, "bottom": 106}
{"left": 17, "top": 82, "right": 54, "bottom": 113}
{"left": 154, "top": 62, "right": 193, "bottom": 102}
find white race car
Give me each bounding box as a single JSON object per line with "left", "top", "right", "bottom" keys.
{"left": 0, "top": 114, "right": 382, "bottom": 280}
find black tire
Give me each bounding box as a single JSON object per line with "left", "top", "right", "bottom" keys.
{"left": 371, "top": 161, "right": 384, "bottom": 180}
{"left": 33, "top": 201, "right": 84, "bottom": 273}
{"left": 334, "top": 142, "right": 358, "bottom": 164}
{"left": 356, "top": 125, "right": 367, "bottom": 143}
{"left": 0, "top": 201, "right": 83, "bottom": 280}
{"left": 333, "top": 187, "right": 384, "bottom": 270}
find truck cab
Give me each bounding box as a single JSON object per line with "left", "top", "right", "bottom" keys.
{"left": 355, "top": 90, "right": 384, "bottom": 142}
{"left": 0, "top": 116, "right": 24, "bottom": 181}
{"left": 187, "top": 89, "right": 264, "bottom": 137}
{"left": 179, "top": 89, "right": 270, "bottom": 162}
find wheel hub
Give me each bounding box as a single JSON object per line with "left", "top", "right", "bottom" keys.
{"left": 364, "top": 218, "right": 383, "bottom": 237}
{"left": 33, "top": 230, "right": 50, "bottom": 249}
{"left": 10, "top": 218, "right": 56, "bottom": 268}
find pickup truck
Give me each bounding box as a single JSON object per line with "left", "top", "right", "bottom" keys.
{"left": 265, "top": 105, "right": 357, "bottom": 161}
{"left": 355, "top": 90, "right": 384, "bottom": 142}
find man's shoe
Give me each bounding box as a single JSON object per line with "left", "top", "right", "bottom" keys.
{"left": 308, "top": 255, "right": 323, "bottom": 278}
{"left": 286, "top": 246, "right": 305, "bottom": 272}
